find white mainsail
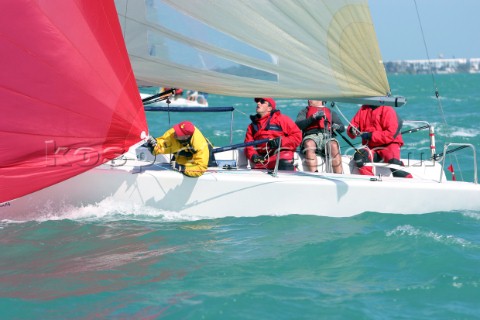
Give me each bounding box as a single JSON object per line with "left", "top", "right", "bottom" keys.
{"left": 115, "top": 0, "right": 391, "bottom": 101}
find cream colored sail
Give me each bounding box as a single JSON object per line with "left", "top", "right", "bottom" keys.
{"left": 116, "top": 0, "right": 390, "bottom": 101}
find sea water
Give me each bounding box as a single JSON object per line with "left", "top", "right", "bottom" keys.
{"left": 1, "top": 74, "right": 480, "bottom": 319}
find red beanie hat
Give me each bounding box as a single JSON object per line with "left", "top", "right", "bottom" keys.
{"left": 173, "top": 121, "right": 195, "bottom": 136}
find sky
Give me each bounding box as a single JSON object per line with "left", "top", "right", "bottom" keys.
{"left": 369, "top": 0, "right": 480, "bottom": 61}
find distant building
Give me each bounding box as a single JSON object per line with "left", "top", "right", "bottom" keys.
{"left": 384, "top": 58, "right": 480, "bottom": 74}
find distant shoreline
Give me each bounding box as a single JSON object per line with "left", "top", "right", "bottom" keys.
{"left": 384, "top": 58, "right": 480, "bottom": 74}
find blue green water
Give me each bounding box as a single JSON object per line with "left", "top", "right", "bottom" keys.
{"left": 1, "top": 74, "right": 480, "bottom": 319}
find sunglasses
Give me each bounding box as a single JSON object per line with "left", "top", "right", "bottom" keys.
{"left": 257, "top": 99, "right": 267, "bottom": 104}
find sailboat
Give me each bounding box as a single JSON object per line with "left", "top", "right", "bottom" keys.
{"left": 1, "top": 0, "right": 479, "bottom": 221}
{"left": 140, "top": 89, "right": 209, "bottom": 108}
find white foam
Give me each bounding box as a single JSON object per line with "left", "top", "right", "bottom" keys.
{"left": 449, "top": 127, "right": 479, "bottom": 137}
{"left": 462, "top": 211, "right": 480, "bottom": 220}
{"left": 432, "top": 125, "right": 480, "bottom": 138}
{"left": 9, "top": 197, "right": 210, "bottom": 223}
{"left": 386, "top": 224, "right": 471, "bottom": 247}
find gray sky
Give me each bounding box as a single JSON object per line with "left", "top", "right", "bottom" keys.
{"left": 369, "top": 0, "right": 480, "bottom": 61}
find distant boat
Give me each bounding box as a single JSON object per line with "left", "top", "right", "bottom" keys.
{"left": 140, "top": 92, "right": 208, "bottom": 108}
{"left": 2, "top": 0, "right": 480, "bottom": 221}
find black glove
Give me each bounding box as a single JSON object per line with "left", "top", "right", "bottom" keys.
{"left": 349, "top": 126, "right": 360, "bottom": 136}
{"left": 170, "top": 161, "right": 185, "bottom": 172}
{"left": 267, "top": 138, "right": 280, "bottom": 149}
{"left": 146, "top": 135, "right": 157, "bottom": 153}
{"left": 331, "top": 123, "right": 341, "bottom": 131}
{"left": 312, "top": 110, "right": 325, "bottom": 120}
{"left": 251, "top": 154, "right": 264, "bottom": 163}
{"left": 360, "top": 132, "right": 372, "bottom": 140}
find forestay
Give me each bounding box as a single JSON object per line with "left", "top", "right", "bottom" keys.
{"left": 115, "top": 0, "right": 391, "bottom": 100}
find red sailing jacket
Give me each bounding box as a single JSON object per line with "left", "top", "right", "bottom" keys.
{"left": 244, "top": 110, "right": 302, "bottom": 161}
{"left": 304, "top": 106, "right": 333, "bottom": 132}
{"left": 347, "top": 105, "right": 403, "bottom": 148}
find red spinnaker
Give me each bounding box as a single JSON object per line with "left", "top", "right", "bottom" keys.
{"left": 0, "top": 0, "right": 147, "bottom": 203}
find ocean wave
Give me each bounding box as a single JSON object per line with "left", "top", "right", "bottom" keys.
{"left": 212, "top": 129, "right": 230, "bottom": 137}
{"left": 462, "top": 211, "right": 480, "bottom": 220}
{"left": 449, "top": 127, "right": 480, "bottom": 137}
{"left": 430, "top": 125, "right": 480, "bottom": 138}
{"left": 386, "top": 224, "right": 471, "bottom": 247}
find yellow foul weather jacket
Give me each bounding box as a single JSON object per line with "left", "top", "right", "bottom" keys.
{"left": 152, "top": 127, "right": 211, "bottom": 177}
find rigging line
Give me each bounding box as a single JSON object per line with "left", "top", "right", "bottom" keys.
{"left": 330, "top": 102, "right": 356, "bottom": 130}
{"left": 120, "top": 0, "right": 128, "bottom": 40}
{"left": 329, "top": 102, "right": 369, "bottom": 154}
{"left": 434, "top": 145, "right": 470, "bottom": 160}
{"left": 413, "top": 0, "right": 448, "bottom": 127}
{"left": 414, "top": 0, "right": 463, "bottom": 180}
{"left": 234, "top": 108, "right": 250, "bottom": 118}
{"left": 413, "top": 0, "right": 437, "bottom": 92}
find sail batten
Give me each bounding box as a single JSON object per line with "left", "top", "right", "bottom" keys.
{"left": 117, "top": 0, "right": 390, "bottom": 99}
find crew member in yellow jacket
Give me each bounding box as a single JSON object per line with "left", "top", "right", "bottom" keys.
{"left": 145, "top": 121, "right": 213, "bottom": 177}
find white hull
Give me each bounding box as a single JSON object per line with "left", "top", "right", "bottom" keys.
{"left": 2, "top": 143, "right": 480, "bottom": 221}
